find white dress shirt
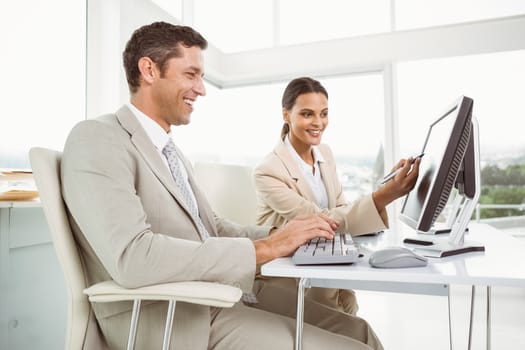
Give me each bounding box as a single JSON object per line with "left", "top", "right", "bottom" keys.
{"left": 285, "top": 135, "right": 329, "bottom": 209}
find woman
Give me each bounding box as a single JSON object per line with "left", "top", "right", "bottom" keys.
{"left": 253, "top": 77, "right": 420, "bottom": 316}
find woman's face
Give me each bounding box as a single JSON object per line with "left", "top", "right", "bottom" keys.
{"left": 284, "top": 92, "right": 329, "bottom": 149}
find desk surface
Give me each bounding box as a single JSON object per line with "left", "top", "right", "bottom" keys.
{"left": 262, "top": 223, "right": 525, "bottom": 288}
{"left": 0, "top": 199, "right": 41, "bottom": 208}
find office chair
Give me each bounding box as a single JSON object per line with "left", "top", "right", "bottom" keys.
{"left": 193, "top": 162, "right": 258, "bottom": 226}
{"left": 29, "top": 147, "right": 242, "bottom": 350}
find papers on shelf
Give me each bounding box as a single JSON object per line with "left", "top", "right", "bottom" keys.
{"left": 0, "top": 189, "right": 39, "bottom": 201}
{"left": 0, "top": 169, "right": 38, "bottom": 201}
{"left": 0, "top": 169, "right": 34, "bottom": 181}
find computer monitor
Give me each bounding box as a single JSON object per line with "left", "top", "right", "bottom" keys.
{"left": 399, "top": 95, "right": 485, "bottom": 257}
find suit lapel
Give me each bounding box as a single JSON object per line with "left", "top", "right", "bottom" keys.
{"left": 115, "top": 106, "right": 196, "bottom": 220}
{"left": 274, "top": 141, "right": 318, "bottom": 203}
{"left": 116, "top": 106, "right": 217, "bottom": 237}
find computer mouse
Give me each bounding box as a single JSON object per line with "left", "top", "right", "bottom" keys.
{"left": 368, "top": 247, "right": 428, "bottom": 268}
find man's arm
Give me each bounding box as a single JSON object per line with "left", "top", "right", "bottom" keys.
{"left": 62, "top": 119, "right": 256, "bottom": 290}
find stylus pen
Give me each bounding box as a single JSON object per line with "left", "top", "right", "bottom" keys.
{"left": 380, "top": 153, "right": 424, "bottom": 184}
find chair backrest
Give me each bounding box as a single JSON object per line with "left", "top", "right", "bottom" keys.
{"left": 29, "top": 147, "right": 89, "bottom": 350}
{"left": 193, "top": 162, "right": 258, "bottom": 226}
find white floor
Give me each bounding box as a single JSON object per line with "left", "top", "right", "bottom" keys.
{"left": 356, "top": 285, "right": 525, "bottom": 349}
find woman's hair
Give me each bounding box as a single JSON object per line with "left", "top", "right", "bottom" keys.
{"left": 280, "top": 77, "right": 328, "bottom": 139}
{"left": 123, "top": 21, "right": 208, "bottom": 93}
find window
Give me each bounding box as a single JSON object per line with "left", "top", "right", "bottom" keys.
{"left": 174, "top": 81, "right": 285, "bottom": 165}
{"left": 321, "top": 74, "right": 385, "bottom": 201}
{"left": 397, "top": 50, "right": 525, "bottom": 228}
{"left": 0, "top": 0, "right": 86, "bottom": 168}
{"left": 175, "top": 74, "right": 385, "bottom": 203}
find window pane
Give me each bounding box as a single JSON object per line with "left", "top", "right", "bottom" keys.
{"left": 178, "top": 74, "right": 384, "bottom": 205}
{"left": 0, "top": 0, "right": 86, "bottom": 168}
{"left": 174, "top": 81, "right": 285, "bottom": 165}
{"left": 194, "top": 0, "right": 273, "bottom": 53}
{"left": 279, "top": 0, "right": 390, "bottom": 46}
{"left": 320, "top": 75, "right": 385, "bottom": 201}
{"left": 396, "top": 0, "right": 525, "bottom": 31}
{"left": 397, "top": 50, "right": 525, "bottom": 231}
{"left": 177, "top": 75, "right": 384, "bottom": 203}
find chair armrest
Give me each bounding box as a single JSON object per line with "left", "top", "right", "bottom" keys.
{"left": 84, "top": 280, "right": 242, "bottom": 308}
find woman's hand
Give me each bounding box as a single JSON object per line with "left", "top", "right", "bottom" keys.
{"left": 372, "top": 156, "right": 421, "bottom": 212}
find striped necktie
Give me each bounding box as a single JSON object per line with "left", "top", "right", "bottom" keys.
{"left": 162, "top": 139, "right": 210, "bottom": 240}
{"left": 163, "top": 139, "right": 257, "bottom": 303}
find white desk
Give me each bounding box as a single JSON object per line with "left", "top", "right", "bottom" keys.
{"left": 261, "top": 222, "right": 525, "bottom": 350}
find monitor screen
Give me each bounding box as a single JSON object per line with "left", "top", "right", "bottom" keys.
{"left": 399, "top": 96, "right": 474, "bottom": 233}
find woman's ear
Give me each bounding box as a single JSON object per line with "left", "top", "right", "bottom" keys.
{"left": 282, "top": 108, "right": 290, "bottom": 124}
{"left": 137, "top": 57, "right": 157, "bottom": 85}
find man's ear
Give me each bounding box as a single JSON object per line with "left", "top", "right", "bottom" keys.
{"left": 137, "top": 57, "right": 157, "bottom": 85}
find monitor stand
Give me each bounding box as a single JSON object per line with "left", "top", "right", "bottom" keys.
{"left": 417, "top": 194, "right": 466, "bottom": 235}
{"left": 418, "top": 223, "right": 452, "bottom": 235}
{"left": 403, "top": 228, "right": 484, "bottom": 257}
{"left": 412, "top": 237, "right": 485, "bottom": 258}
{"left": 403, "top": 228, "right": 466, "bottom": 245}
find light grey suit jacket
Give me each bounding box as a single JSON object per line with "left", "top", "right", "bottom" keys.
{"left": 254, "top": 140, "right": 388, "bottom": 235}
{"left": 61, "top": 105, "right": 269, "bottom": 349}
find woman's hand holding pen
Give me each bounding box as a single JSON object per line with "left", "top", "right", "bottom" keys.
{"left": 372, "top": 156, "right": 421, "bottom": 212}
{"left": 380, "top": 153, "right": 424, "bottom": 184}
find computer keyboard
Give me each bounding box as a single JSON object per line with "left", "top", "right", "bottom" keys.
{"left": 292, "top": 233, "right": 359, "bottom": 265}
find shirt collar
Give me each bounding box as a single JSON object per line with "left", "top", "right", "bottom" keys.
{"left": 127, "top": 102, "right": 171, "bottom": 149}
{"left": 284, "top": 134, "right": 325, "bottom": 165}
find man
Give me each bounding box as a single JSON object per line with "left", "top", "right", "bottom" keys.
{"left": 61, "top": 21, "right": 382, "bottom": 349}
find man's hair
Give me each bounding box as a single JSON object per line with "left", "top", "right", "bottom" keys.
{"left": 280, "top": 77, "right": 329, "bottom": 139}
{"left": 123, "top": 21, "right": 208, "bottom": 93}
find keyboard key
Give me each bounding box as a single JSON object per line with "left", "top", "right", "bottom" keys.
{"left": 343, "top": 233, "right": 353, "bottom": 244}
{"left": 293, "top": 233, "right": 359, "bottom": 265}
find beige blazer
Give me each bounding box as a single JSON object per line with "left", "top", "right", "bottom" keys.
{"left": 61, "top": 105, "right": 270, "bottom": 349}
{"left": 254, "top": 140, "right": 388, "bottom": 235}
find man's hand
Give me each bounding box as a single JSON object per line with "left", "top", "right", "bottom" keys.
{"left": 253, "top": 214, "right": 336, "bottom": 265}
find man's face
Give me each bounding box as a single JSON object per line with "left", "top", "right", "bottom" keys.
{"left": 151, "top": 45, "right": 206, "bottom": 129}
